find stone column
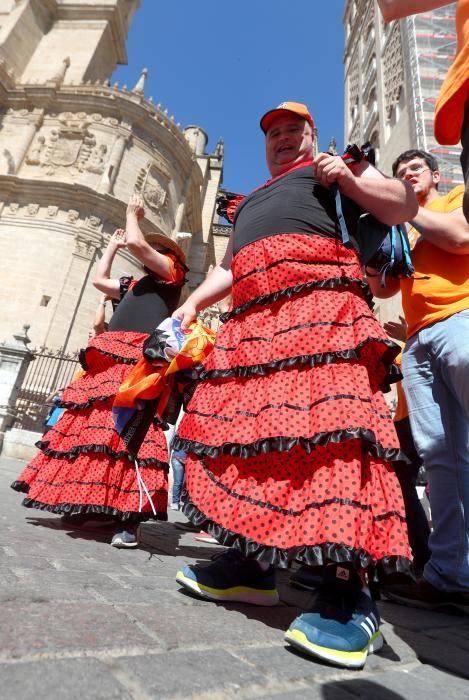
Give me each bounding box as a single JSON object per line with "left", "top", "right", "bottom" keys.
{"left": 14, "top": 109, "right": 44, "bottom": 173}
{"left": 0, "top": 325, "right": 34, "bottom": 452}
{"left": 98, "top": 132, "right": 129, "bottom": 194}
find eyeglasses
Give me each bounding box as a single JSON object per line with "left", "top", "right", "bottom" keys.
{"left": 395, "top": 164, "right": 431, "bottom": 178}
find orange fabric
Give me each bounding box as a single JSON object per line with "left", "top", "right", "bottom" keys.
{"left": 401, "top": 185, "right": 469, "bottom": 338}
{"left": 166, "top": 253, "right": 186, "bottom": 284}
{"left": 113, "top": 320, "right": 216, "bottom": 414}
{"left": 434, "top": 0, "right": 469, "bottom": 144}
{"left": 393, "top": 349, "right": 408, "bottom": 422}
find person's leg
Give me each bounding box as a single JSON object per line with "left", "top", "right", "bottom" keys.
{"left": 402, "top": 315, "right": 469, "bottom": 592}
{"left": 285, "top": 563, "right": 383, "bottom": 669}
{"left": 171, "top": 453, "right": 186, "bottom": 507}
{"left": 460, "top": 98, "right": 469, "bottom": 224}
{"left": 393, "top": 418, "right": 430, "bottom": 573}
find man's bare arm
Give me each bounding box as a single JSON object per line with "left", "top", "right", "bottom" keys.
{"left": 313, "top": 153, "right": 418, "bottom": 226}
{"left": 410, "top": 206, "right": 469, "bottom": 254}
{"left": 377, "top": 0, "right": 451, "bottom": 22}
{"left": 172, "top": 234, "right": 234, "bottom": 329}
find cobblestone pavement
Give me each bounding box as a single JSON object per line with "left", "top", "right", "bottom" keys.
{"left": 1, "top": 456, "right": 468, "bottom": 700}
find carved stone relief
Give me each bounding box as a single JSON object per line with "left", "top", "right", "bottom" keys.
{"left": 26, "top": 136, "right": 45, "bottom": 165}
{"left": 26, "top": 203, "right": 40, "bottom": 216}
{"left": 24, "top": 113, "right": 109, "bottom": 176}
{"left": 74, "top": 235, "right": 94, "bottom": 259}
{"left": 135, "top": 160, "right": 170, "bottom": 213}
{"left": 87, "top": 215, "right": 101, "bottom": 228}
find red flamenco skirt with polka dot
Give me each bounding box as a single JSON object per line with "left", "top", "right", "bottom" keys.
{"left": 174, "top": 233, "right": 411, "bottom": 572}
{"left": 11, "top": 331, "right": 168, "bottom": 522}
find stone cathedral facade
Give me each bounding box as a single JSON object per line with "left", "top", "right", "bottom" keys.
{"left": 0, "top": 0, "right": 225, "bottom": 353}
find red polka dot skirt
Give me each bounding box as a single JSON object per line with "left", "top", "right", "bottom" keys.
{"left": 11, "top": 331, "right": 169, "bottom": 522}
{"left": 175, "top": 233, "right": 411, "bottom": 571}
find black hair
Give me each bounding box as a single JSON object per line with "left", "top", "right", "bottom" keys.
{"left": 392, "top": 149, "right": 439, "bottom": 177}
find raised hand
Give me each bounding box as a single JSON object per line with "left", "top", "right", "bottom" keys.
{"left": 127, "top": 193, "right": 145, "bottom": 220}
{"left": 110, "top": 228, "right": 127, "bottom": 248}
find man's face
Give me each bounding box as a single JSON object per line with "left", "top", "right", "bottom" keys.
{"left": 394, "top": 156, "right": 440, "bottom": 202}
{"left": 265, "top": 113, "right": 314, "bottom": 177}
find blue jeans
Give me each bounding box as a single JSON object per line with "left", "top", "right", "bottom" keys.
{"left": 171, "top": 451, "right": 186, "bottom": 505}
{"left": 403, "top": 310, "right": 469, "bottom": 591}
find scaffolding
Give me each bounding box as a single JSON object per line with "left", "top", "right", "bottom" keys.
{"left": 406, "top": 3, "right": 462, "bottom": 192}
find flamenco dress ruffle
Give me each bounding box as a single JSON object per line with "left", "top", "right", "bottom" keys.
{"left": 174, "top": 232, "right": 411, "bottom": 571}
{"left": 11, "top": 331, "right": 169, "bottom": 521}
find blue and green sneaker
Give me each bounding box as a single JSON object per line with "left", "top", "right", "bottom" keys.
{"left": 285, "top": 585, "right": 383, "bottom": 669}
{"left": 176, "top": 548, "right": 279, "bottom": 606}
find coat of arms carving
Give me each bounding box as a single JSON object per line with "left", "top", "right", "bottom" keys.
{"left": 26, "top": 113, "right": 108, "bottom": 176}
{"left": 135, "top": 161, "right": 170, "bottom": 213}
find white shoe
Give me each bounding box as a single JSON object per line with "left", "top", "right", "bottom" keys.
{"left": 111, "top": 529, "right": 138, "bottom": 548}
{"left": 170, "top": 503, "right": 180, "bottom": 511}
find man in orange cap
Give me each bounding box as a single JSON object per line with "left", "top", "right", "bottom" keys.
{"left": 171, "top": 101, "right": 417, "bottom": 669}
{"left": 378, "top": 1, "right": 469, "bottom": 221}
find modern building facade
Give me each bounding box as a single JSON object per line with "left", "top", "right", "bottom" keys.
{"left": 343, "top": 0, "right": 461, "bottom": 333}
{"left": 343, "top": 0, "right": 461, "bottom": 190}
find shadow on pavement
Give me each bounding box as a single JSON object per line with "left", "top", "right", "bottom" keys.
{"left": 379, "top": 599, "right": 469, "bottom": 680}
{"left": 322, "top": 679, "right": 407, "bottom": 699}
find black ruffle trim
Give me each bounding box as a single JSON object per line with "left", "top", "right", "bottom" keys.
{"left": 11, "top": 480, "right": 29, "bottom": 493}
{"left": 20, "top": 498, "right": 167, "bottom": 522}
{"left": 80, "top": 345, "right": 137, "bottom": 370}
{"left": 220, "top": 276, "right": 374, "bottom": 322}
{"left": 34, "top": 440, "right": 170, "bottom": 470}
{"left": 172, "top": 426, "right": 408, "bottom": 464}
{"left": 200, "top": 337, "right": 401, "bottom": 389}
{"left": 57, "top": 394, "right": 115, "bottom": 410}
{"left": 181, "top": 497, "right": 411, "bottom": 573}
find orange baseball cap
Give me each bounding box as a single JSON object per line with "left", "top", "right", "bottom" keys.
{"left": 260, "top": 101, "right": 315, "bottom": 133}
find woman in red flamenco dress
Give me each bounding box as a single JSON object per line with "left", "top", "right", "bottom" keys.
{"left": 11, "top": 195, "right": 188, "bottom": 548}
{"left": 171, "top": 102, "right": 417, "bottom": 669}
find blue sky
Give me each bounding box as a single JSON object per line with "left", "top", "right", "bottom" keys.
{"left": 113, "top": 0, "right": 345, "bottom": 195}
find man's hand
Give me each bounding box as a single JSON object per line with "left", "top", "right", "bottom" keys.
{"left": 109, "top": 228, "right": 127, "bottom": 249}
{"left": 383, "top": 316, "right": 407, "bottom": 342}
{"left": 127, "top": 194, "right": 145, "bottom": 220}
{"left": 172, "top": 300, "right": 198, "bottom": 331}
{"left": 312, "top": 152, "right": 356, "bottom": 190}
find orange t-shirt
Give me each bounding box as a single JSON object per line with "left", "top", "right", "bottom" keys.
{"left": 401, "top": 185, "right": 469, "bottom": 338}
{"left": 434, "top": 0, "right": 469, "bottom": 144}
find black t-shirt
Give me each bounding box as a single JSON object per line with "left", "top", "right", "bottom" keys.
{"left": 232, "top": 166, "right": 363, "bottom": 255}
{"left": 108, "top": 275, "right": 183, "bottom": 335}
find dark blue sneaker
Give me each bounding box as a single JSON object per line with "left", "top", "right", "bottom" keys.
{"left": 285, "top": 588, "right": 383, "bottom": 669}
{"left": 176, "top": 548, "right": 279, "bottom": 606}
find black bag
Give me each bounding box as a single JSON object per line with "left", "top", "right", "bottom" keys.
{"left": 334, "top": 144, "right": 415, "bottom": 287}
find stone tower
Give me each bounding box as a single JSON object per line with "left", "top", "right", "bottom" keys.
{"left": 0, "top": 0, "right": 223, "bottom": 351}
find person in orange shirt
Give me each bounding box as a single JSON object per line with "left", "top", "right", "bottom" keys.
{"left": 368, "top": 149, "right": 469, "bottom": 611}
{"left": 378, "top": 0, "right": 469, "bottom": 221}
